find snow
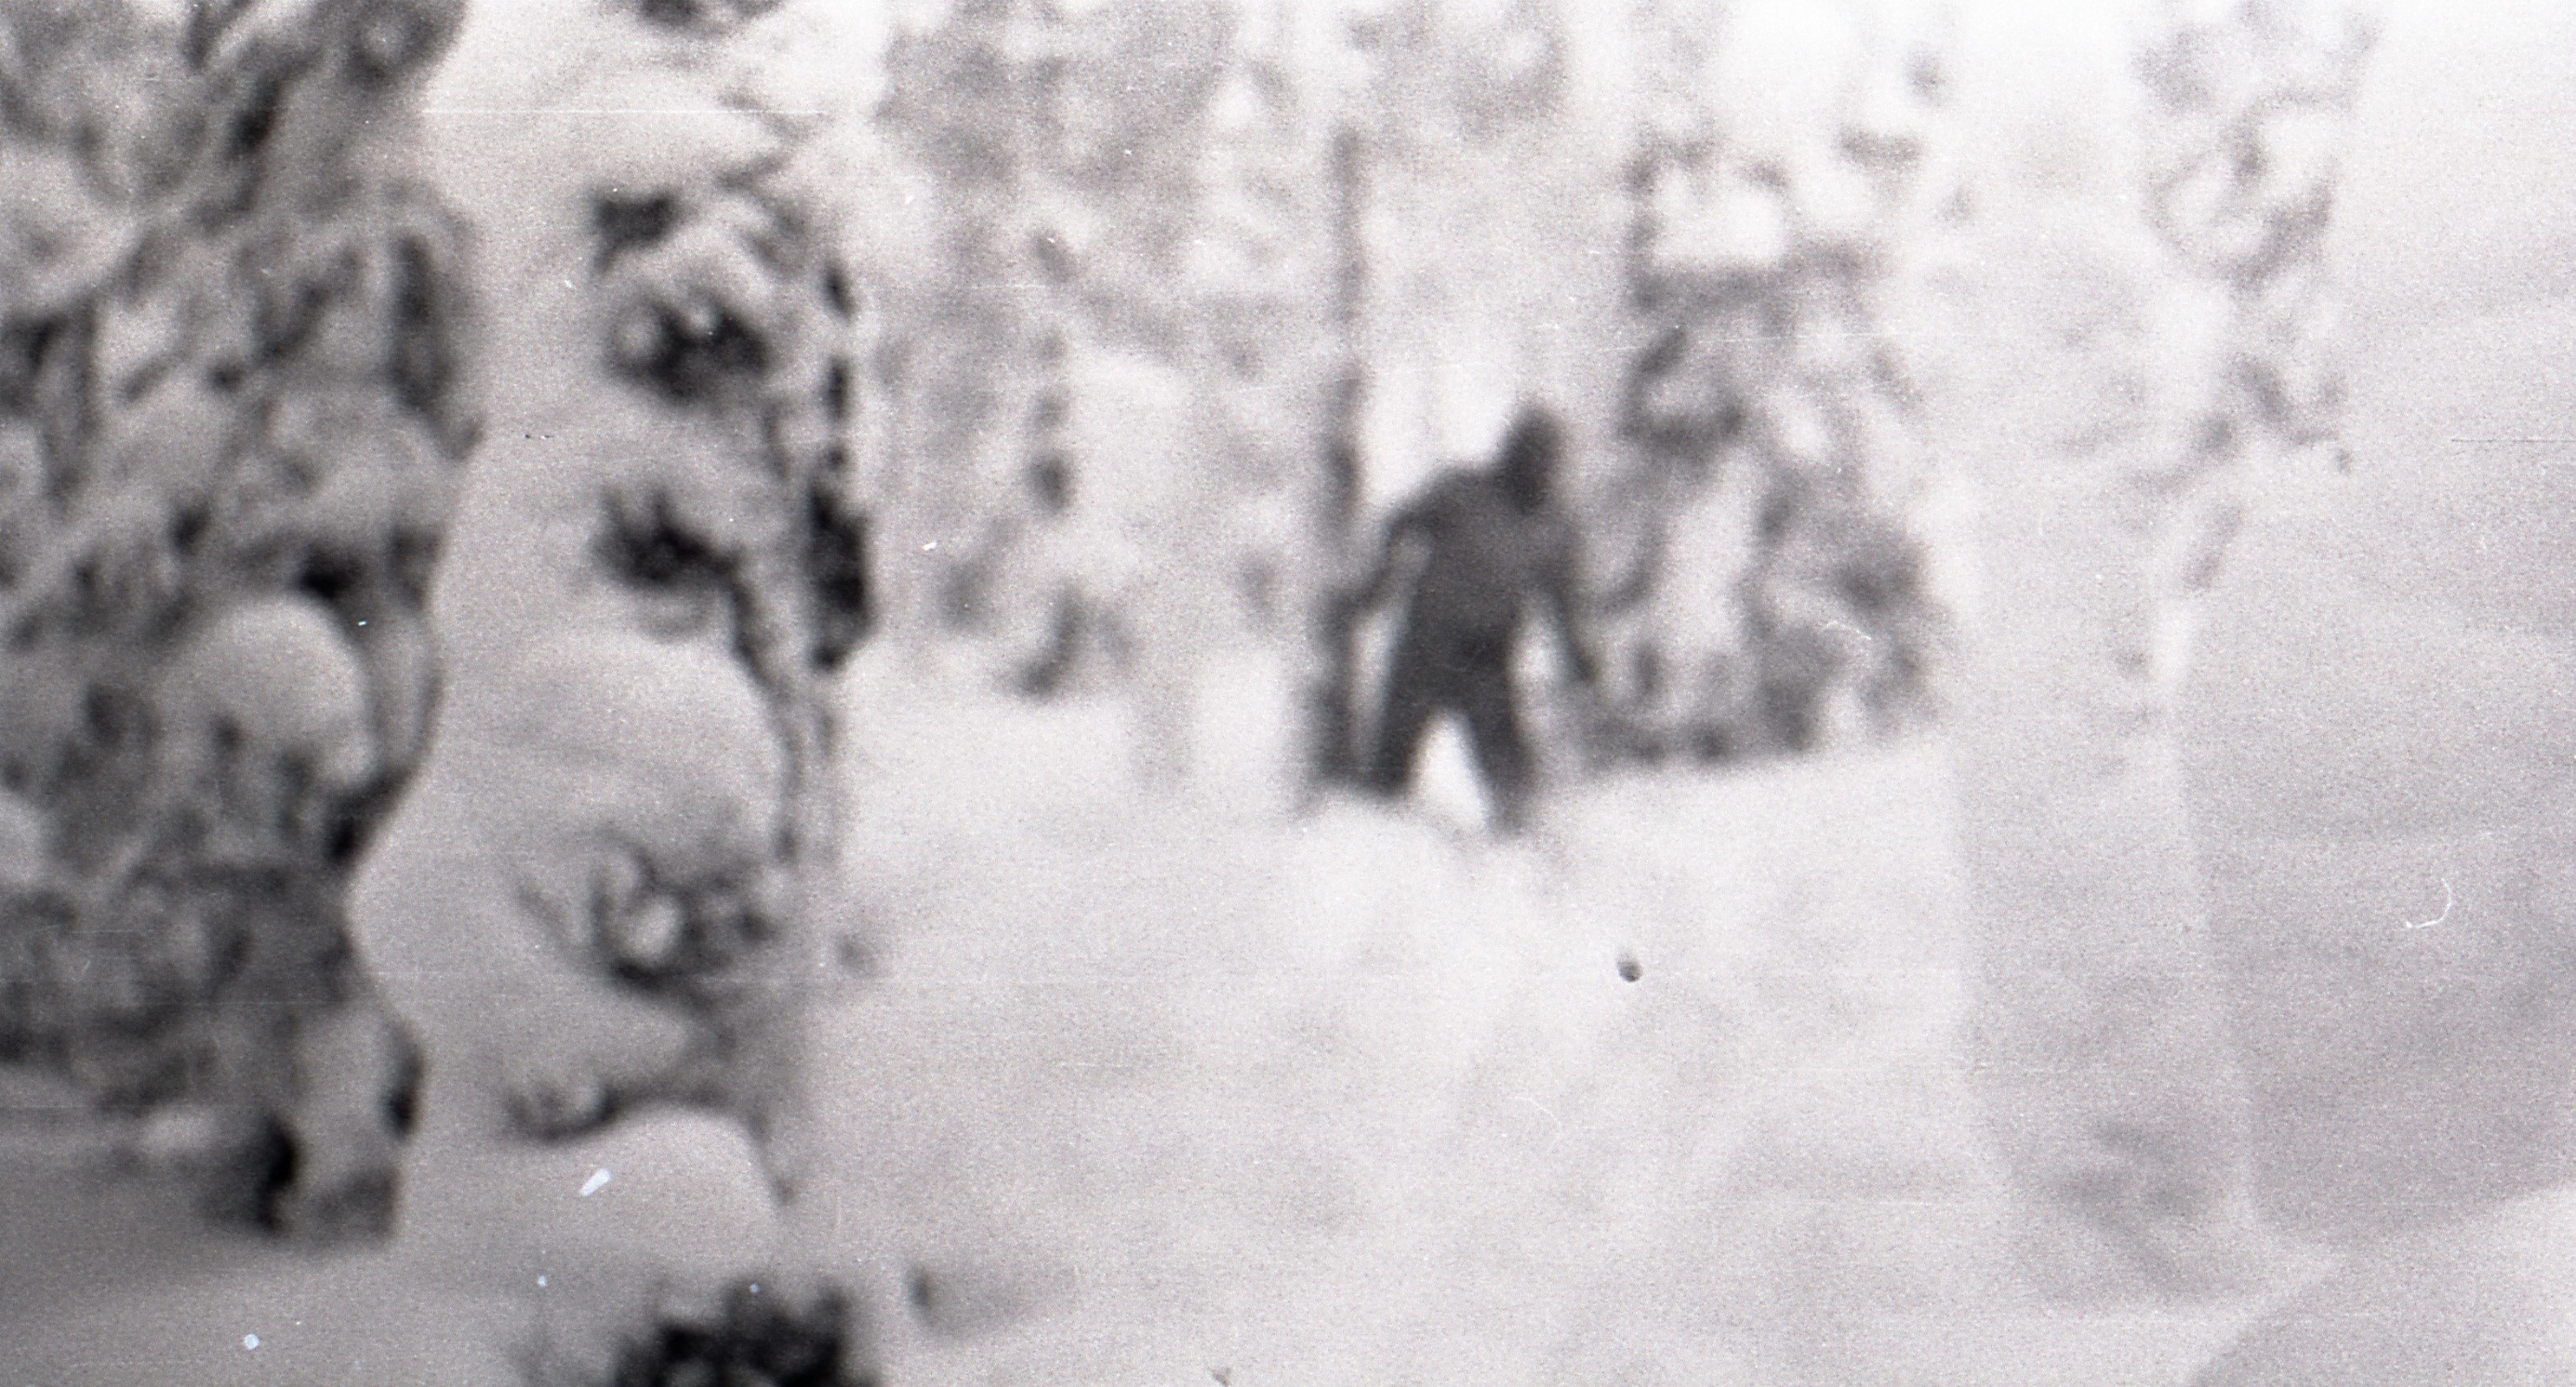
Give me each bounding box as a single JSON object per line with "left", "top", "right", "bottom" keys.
{"left": 803, "top": 654, "right": 2269, "bottom": 1383}
{"left": 0, "top": 662, "right": 2272, "bottom": 1382}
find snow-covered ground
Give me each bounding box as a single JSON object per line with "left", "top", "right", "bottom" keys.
{"left": 1, "top": 651, "right": 2278, "bottom": 1383}
{"left": 804, "top": 651, "right": 2273, "bottom": 1384}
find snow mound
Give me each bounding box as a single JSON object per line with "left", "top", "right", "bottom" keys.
{"left": 810, "top": 699, "right": 2164, "bottom": 1381}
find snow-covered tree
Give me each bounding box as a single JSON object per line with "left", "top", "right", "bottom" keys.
{"left": 1922, "top": 0, "right": 2381, "bottom": 1301}
{"left": 339, "top": 0, "right": 885, "bottom": 1374}
{"left": 1601, "top": 0, "right": 1957, "bottom": 764}
{"left": 0, "top": 0, "right": 470, "bottom": 1239}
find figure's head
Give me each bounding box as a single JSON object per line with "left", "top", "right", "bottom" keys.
{"left": 1495, "top": 405, "right": 1564, "bottom": 513}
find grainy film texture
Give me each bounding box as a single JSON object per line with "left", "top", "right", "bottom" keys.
{"left": 7, "top": 2, "right": 2571, "bottom": 1385}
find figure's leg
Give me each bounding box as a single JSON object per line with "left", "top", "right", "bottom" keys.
{"left": 1367, "top": 627, "right": 1441, "bottom": 799}
{"left": 1459, "top": 645, "right": 1534, "bottom": 833}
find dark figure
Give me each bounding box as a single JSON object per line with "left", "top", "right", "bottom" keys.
{"left": 1341, "top": 407, "right": 1597, "bottom": 833}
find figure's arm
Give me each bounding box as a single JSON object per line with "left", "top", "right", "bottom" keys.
{"left": 1542, "top": 522, "right": 1600, "bottom": 688}
{"left": 1342, "top": 500, "right": 1432, "bottom": 619}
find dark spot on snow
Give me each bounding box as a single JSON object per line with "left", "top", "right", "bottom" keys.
{"left": 1617, "top": 953, "right": 1641, "bottom": 982}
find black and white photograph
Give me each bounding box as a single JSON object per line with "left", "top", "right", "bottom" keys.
{"left": 0, "top": 0, "right": 2565, "bottom": 1380}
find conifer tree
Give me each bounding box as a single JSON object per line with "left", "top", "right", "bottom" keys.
{"left": 0, "top": 0, "right": 470, "bottom": 1238}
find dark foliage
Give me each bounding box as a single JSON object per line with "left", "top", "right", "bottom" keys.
{"left": 608, "top": 1282, "right": 877, "bottom": 1387}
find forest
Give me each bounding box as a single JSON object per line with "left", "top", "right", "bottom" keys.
{"left": 8, "top": 2, "right": 2523, "bottom": 1385}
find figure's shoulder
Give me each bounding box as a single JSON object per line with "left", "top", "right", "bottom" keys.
{"left": 1426, "top": 467, "right": 1487, "bottom": 504}
{"left": 1513, "top": 503, "right": 1580, "bottom": 565}
{"left": 1393, "top": 468, "right": 1483, "bottom": 525}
